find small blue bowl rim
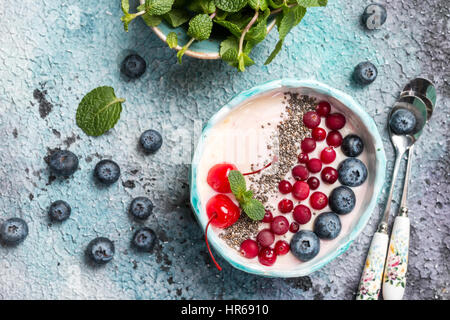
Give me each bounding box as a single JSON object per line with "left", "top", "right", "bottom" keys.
{"left": 190, "top": 79, "right": 387, "bottom": 277}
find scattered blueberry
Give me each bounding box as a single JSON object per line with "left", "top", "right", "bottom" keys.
{"left": 139, "top": 129, "right": 163, "bottom": 154}
{"left": 94, "top": 160, "right": 121, "bottom": 185}
{"left": 338, "top": 158, "right": 368, "bottom": 187}
{"left": 314, "top": 212, "right": 342, "bottom": 240}
{"left": 329, "top": 186, "right": 356, "bottom": 214}
{"left": 341, "top": 134, "right": 364, "bottom": 157}
{"left": 132, "top": 227, "right": 157, "bottom": 252}
{"left": 86, "top": 237, "right": 115, "bottom": 264}
{"left": 49, "top": 200, "right": 71, "bottom": 222}
{"left": 389, "top": 108, "right": 417, "bottom": 135}
{"left": 121, "top": 54, "right": 146, "bottom": 79}
{"left": 0, "top": 218, "right": 28, "bottom": 245}
{"left": 129, "top": 197, "right": 154, "bottom": 220}
{"left": 353, "top": 61, "right": 377, "bottom": 85}
{"left": 290, "top": 230, "right": 320, "bottom": 262}
{"left": 48, "top": 150, "right": 79, "bottom": 176}
{"left": 361, "top": 4, "right": 387, "bottom": 30}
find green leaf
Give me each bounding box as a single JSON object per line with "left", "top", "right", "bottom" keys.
{"left": 187, "top": 14, "right": 213, "bottom": 41}
{"left": 220, "top": 36, "right": 239, "bottom": 62}
{"left": 237, "top": 52, "right": 254, "bottom": 71}
{"left": 264, "top": 39, "right": 283, "bottom": 64}
{"left": 76, "top": 86, "right": 125, "bottom": 137}
{"left": 267, "top": 0, "right": 283, "bottom": 9}
{"left": 296, "top": 0, "right": 327, "bottom": 7}
{"left": 121, "top": 0, "right": 130, "bottom": 13}
{"left": 177, "top": 46, "right": 188, "bottom": 63}
{"left": 278, "top": 8, "right": 296, "bottom": 40}
{"left": 242, "top": 198, "right": 265, "bottom": 220}
{"left": 163, "top": 8, "right": 190, "bottom": 27}
{"left": 248, "top": 0, "right": 268, "bottom": 11}
{"left": 228, "top": 170, "right": 247, "bottom": 198}
{"left": 214, "top": 0, "right": 248, "bottom": 13}
{"left": 166, "top": 32, "right": 178, "bottom": 48}
{"left": 188, "top": 0, "right": 216, "bottom": 13}
{"left": 142, "top": 0, "right": 175, "bottom": 16}
{"left": 215, "top": 20, "right": 242, "bottom": 38}
{"left": 141, "top": 12, "right": 163, "bottom": 27}
{"left": 292, "top": 5, "right": 307, "bottom": 24}
{"left": 245, "top": 9, "right": 270, "bottom": 43}
{"left": 121, "top": 13, "right": 138, "bottom": 32}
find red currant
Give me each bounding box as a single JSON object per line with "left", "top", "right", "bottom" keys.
{"left": 278, "top": 199, "right": 294, "bottom": 213}
{"left": 262, "top": 210, "right": 273, "bottom": 223}
{"left": 271, "top": 216, "right": 289, "bottom": 235}
{"left": 257, "top": 229, "right": 275, "bottom": 247}
{"left": 240, "top": 239, "right": 259, "bottom": 259}
{"left": 325, "top": 113, "right": 346, "bottom": 130}
{"left": 258, "top": 247, "right": 277, "bottom": 266}
{"left": 293, "top": 204, "right": 312, "bottom": 224}
{"left": 292, "top": 165, "right": 309, "bottom": 181}
{"left": 292, "top": 181, "right": 310, "bottom": 201}
{"left": 316, "top": 101, "right": 331, "bottom": 117}
{"left": 275, "top": 240, "right": 290, "bottom": 256}
{"left": 326, "top": 131, "right": 343, "bottom": 147}
{"left": 303, "top": 111, "right": 321, "bottom": 129}
{"left": 320, "top": 147, "right": 337, "bottom": 164}
{"left": 278, "top": 180, "right": 292, "bottom": 194}
{"left": 307, "top": 176, "right": 320, "bottom": 190}
{"left": 311, "top": 127, "right": 327, "bottom": 141}
{"left": 298, "top": 152, "right": 309, "bottom": 164}
{"left": 310, "top": 192, "right": 328, "bottom": 210}
{"left": 301, "top": 138, "right": 316, "bottom": 153}
{"left": 207, "top": 163, "right": 237, "bottom": 193}
{"left": 289, "top": 221, "right": 300, "bottom": 233}
{"left": 321, "top": 167, "right": 339, "bottom": 184}
{"left": 206, "top": 194, "right": 240, "bottom": 228}
{"left": 307, "top": 158, "right": 322, "bottom": 173}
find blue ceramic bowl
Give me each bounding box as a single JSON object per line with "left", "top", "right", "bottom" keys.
{"left": 190, "top": 79, "right": 386, "bottom": 277}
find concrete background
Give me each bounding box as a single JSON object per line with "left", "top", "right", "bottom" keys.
{"left": 0, "top": 0, "right": 448, "bottom": 299}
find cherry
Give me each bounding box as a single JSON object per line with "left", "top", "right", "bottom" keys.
{"left": 262, "top": 210, "right": 273, "bottom": 223}
{"left": 278, "top": 180, "right": 292, "bottom": 194}
{"left": 240, "top": 239, "right": 259, "bottom": 259}
{"left": 257, "top": 229, "right": 275, "bottom": 247}
{"left": 207, "top": 163, "right": 237, "bottom": 193}
{"left": 278, "top": 199, "right": 294, "bottom": 213}
{"left": 205, "top": 194, "right": 241, "bottom": 271}
{"left": 325, "top": 113, "right": 346, "bottom": 130}
{"left": 326, "top": 131, "right": 343, "bottom": 147}
{"left": 293, "top": 204, "right": 312, "bottom": 224}
{"left": 275, "top": 240, "right": 290, "bottom": 256}
{"left": 258, "top": 247, "right": 277, "bottom": 266}
{"left": 307, "top": 158, "right": 322, "bottom": 173}
{"left": 310, "top": 192, "right": 328, "bottom": 210}
{"left": 303, "top": 111, "right": 321, "bottom": 129}
{"left": 289, "top": 221, "right": 300, "bottom": 233}
{"left": 292, "top": 165, "right": 309, "bottom": 181}
{"left": 298, "top": 152, "right": 309, "bottom": 164}
{"left": 316, "top": 101, "right": 331, "bottom": 117}
{"left": 320, "top": 147, "right": 337, "bottom": 164}
{"left": 307, "top": 176, "right": 320, "bottom": 190}
{"left": 271, "top": 216, "right": 289, "bottom": 235}
{"left": 321, "top": 167, "right": 339, "bottom": 184}
{"left": 301, "top": 138, "right": 316, "bottom": 153}
{"left": 311, "top": 127, "right": 327, "bottom": 141}
{"left": 292, "top": 181, "right": 310, "bottom": 201}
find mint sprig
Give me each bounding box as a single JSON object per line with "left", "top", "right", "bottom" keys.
{"left": 228, "top": 170, "right": 265, "bottom": 221}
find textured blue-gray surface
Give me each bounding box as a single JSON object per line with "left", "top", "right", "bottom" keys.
{"left": 0, "top": 0, "right": 448, "bottom": 300}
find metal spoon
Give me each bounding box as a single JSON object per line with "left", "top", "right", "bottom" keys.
{"left": 356, "top": 94, "right": 428, "bottom": 300}
{"left": 382, "top": 79, "right": 436, "bottom": 300}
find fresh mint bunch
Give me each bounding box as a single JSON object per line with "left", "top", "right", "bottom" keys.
{"left": 120, "top": 0, "right": 327, "bottom": 71}
{"left": 228, "top": 170, "right": 265, "bottom": 221}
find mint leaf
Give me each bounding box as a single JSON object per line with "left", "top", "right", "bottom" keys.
{"left": 187, "top": 14, "right": 213, "bottom": 41}
{"left": 264, "top": 39, "right": 283, "bottom": 64}
{"left": 296, "top": 0, "right": 327, "bottom": 7}
{"left": 177, "top": 46, "right": 188, "bottom": 63}
{"left": 121, "top": 0, "right": 130, "bottom": 13}
{"left": 245, "top": 9, "right": 270, "bottom": 43}
{"left": 166, "top": 32, "right": 178, "bottom": 48}
{"left": 242, "top": 198, "right": 265, "bottom": 220}
{"left": 248, "top": 0, "right": 268, "bottom": 11}
{"left": 228, "top": 170, "right": 247, "bottom": 198}
{"left": 76, "top": 86, "right": 125, "bottom": 137}
{"left": 141, "top": 12, "right": 162, "bottom": 26}
{"left": 187, "top": 0, "right": 216, "bottom": 13}
{"left": 220, "top": 36, "right": 239, "bottom": 62}
{"left": 238, "top": 52, "right": 254, "bottom": 72}
{"left": 163, "top": 8, "right": 190, "bottom": 27}
{"left": 121, "top": 13, "right": 139, "bottom": 32}
{"left": 214, "top": 0, "right": 248, "bottom": 13}
{"left": 143, "top": 0, "right": 175, "bottom": 15}
{"left": 215, "top": 20, "right": 242, "bottom": 38}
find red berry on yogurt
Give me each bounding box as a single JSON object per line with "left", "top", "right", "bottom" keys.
{"left": 258, "top": 247, "right": 277, "bottom": 266}
{"left": 307, "top": 176, "right": 320, "bottom": 190}
{"left": 271, "top": 216, "right": 289, "bottom": 235}
{"left": 321, "top": 167, "right": 339, "bottom": 184}
{"left": 292, "top": 181, "right": 310, "bottom": 201}
{"left": 278, "top": 180, "right": 292, "bottom": 194}
{"left": 301, "top": 138, "right": 316, "bottom": 153}
{"left": 320, "top": 147, "right": 337, "bottom": 164}
{"left": 207, "top": 163, "right": 237, "bottom": 193}
{"left": 325, "top": 113, "right": 346, "bottom": 130}
{"left": 206, "top": 194, "right": 240, "bottom": 228}
{"left": 298, "top": 152, "right": 309, "bottom": 164}
{"left": 310, "top": 192, "right": 328, "bottom": 210}
{"left": 292, "top": 165, "right": 309, "bottom": 181}
{"left": 303, "top": 111, "right": 321, "bottom": 129}
{"left": 316, "top": 101, "right": 331, "bottom": 117}
{"left": 262, "top": 210, "right": 273, "bottom": 223}
{"left": 326, "top": 130, "right": 343, "bottom": 147}
{"left": 293, "top": 204, "right": 312, "bottom": 224}
{"left": 240, "top": 239, "right": 259, "bottom": 259}
{"left": 307, "top": 158, "right": 322, "bottom": 173}
{"left": 275, "top": 240, "right": 290, "bottom": 256}
{"left": 289, "top": 222, "right": 300, "bottom": 233}
{"left": 257, "top": 229, "right": 275, "bottom": 247}
{"left": 311, "top": 127, "right": 327, "bottom": 141}
{"left": 278, "top": 199, "right": 294, "bottom": 213}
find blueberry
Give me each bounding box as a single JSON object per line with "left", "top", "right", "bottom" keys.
{"left": 49, "top": 200, "right": 71, "bottom": 222}
{"left": 329, "top": 186, "right": 356, "bottom": 214}
{"left": 353, "top": 61, "right": 377, "bottom": 85}
{"left": 132, "top": 228, "right": 157, "bottom": 252}
{"left": 139, "top": 129, "right": 163, "bottom": 154}
{"left": 129, "top": 197, "right": 154, "bottom": 220}
{"left": 290, "top": 230, "right": 320, "bottom": 262}
{"left": 314, "top": 212, "right": 342, "bottom": 240}
{"left": 389, "top": 108, "right": 417, "bottom": 135}
{"left": 48, "top": 150, "right": 79, "bottom": 176}
{"left": 0, "top": 218, "right": 28, "bottom": 245}
{"left": 121, "top": 54, "right": 146, "bottom": 79}
{"left": 338, "top": 158, "right": 368, "bottom": 187}
{"left": 361, "top": 4, "right": 387, "bottom": 30}
{"left": 94, "top": 160, "right": 121, "bottom": 185}
{"left": 86, "top": 237, "right": 115, "bottom": 264}
{"left": 341, "top": 134, "right": 364, "bottom": 157}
